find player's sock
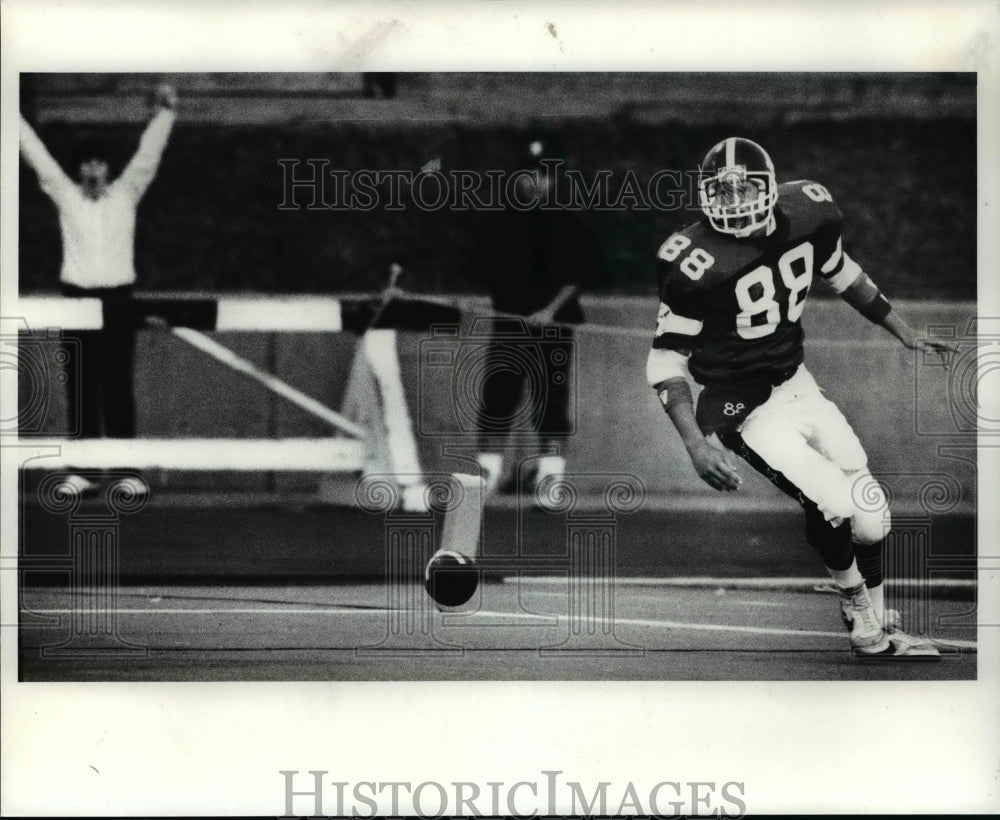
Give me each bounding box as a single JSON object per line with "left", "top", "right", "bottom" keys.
{"left": 532, "top": 455, "right": 567, "bottom": 511}
{"left": 852, "top": 538, "right": 885, "bottom": 622}
{"left": 826, "top": 559, "right": 865, "bottom": 590}
{"left": 476, "top": 452, "right": 503, "bottom": 496}
{"left": 534, "top": 455, "right": 566, "bottom": 486}
{"left": 866, "top": 582, "right": 886, "bottom": 624}
{"left": 853, "top": 538, "right": 884, "bottom": 586}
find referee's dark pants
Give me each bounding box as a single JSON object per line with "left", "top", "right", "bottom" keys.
{"left": 476, "top": 318, "right": 574, "bottom": 453}
{"left": 61, "top": 284, "right": 137, "bottom": 439}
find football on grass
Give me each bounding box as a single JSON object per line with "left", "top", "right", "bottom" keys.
{"left": 424, "top": 550, "right": 479, "bottom": 607}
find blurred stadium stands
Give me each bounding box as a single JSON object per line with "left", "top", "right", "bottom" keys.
{"left": 22, "top": 72, "right": 975, "bottom": 123}
{"left": 19, "top": 72, "right": 975, "bottom": 298}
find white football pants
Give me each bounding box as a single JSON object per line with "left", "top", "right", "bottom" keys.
{"left": 736, "top": 365, "right": 890, "bottom": 545}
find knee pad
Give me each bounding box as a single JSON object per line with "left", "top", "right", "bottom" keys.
{"left": 847, "top": 469, "right": 892, "bottom": 545}
{"left": 814, "top": 474, "right": 857, "bottom": 524}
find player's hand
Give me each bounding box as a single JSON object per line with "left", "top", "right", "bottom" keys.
{"left": 155, "top": 83, "right": 178, "bottom": 110}
{"left": 687, "top": 438, "right": 743, "bottom": 492}
{"left": 897, "top": 325, "right": 958, "bottom": 369}
{"left": 912, "top": 337, "right": 959, "bottom": 370}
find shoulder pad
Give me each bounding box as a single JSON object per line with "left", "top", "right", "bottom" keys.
{"left": 779, "top": 180, "right": 843, "bottom": 230}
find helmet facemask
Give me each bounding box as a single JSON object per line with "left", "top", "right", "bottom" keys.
{"left": 698, "top": 139, "right": 778, "bottom": 238}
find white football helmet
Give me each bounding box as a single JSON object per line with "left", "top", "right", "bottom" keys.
{"left": 698, "top": 137, "right": 778, "bottom": 237}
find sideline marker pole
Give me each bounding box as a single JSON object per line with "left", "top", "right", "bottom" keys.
{"left": 438, "top": 473, "right": 485, "bottom": 559}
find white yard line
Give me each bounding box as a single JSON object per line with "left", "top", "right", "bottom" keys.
{"left": 508, "top": 576, "right": 977, "bottom": 591}
{"left": 22, "top": 607, "right": 977, "bottom": 649}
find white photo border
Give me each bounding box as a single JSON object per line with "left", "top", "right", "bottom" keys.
{"left": 2, "top": 1, "right": 998, "bottom": 815}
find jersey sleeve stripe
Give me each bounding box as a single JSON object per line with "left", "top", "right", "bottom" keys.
{"left": 819, "top": 236, "right": 844, "bottom": 274}
{"left": 824, "top": 252, "right": 863, "bottom": 294}
{"left": 655, "top": 302, "right": 703, "bottom": 337}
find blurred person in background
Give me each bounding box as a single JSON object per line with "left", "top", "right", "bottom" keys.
{"left": 465, "top": 136, "right": 609, "bottom": 502}
{"left": 19, "top": 82, "right": 179, "bottom": 495}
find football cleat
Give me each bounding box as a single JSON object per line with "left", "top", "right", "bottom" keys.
{"left": 838, "top": 583, "right": 891, "bottom": 654}
{"left": 110, "top": 476, "right": 149, "bottom": 498}
{"left": 698, "top": 137, "right": 778, "bottom": 238}
{"left": 841, "top": 604, "right": 901, "bottom": 632}
{"left": 857, "top": 628, "right": 941, "bottom": 660}
{"left": 56, "top": 474, "right": 100, "bottom": 496}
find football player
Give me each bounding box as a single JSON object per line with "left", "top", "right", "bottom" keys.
{"left": 646, "top": 137, "right": 957, "bottom": 658}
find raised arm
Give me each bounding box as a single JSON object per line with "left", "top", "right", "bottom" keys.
{"left": 19, "top": 114, "right": 73, "bottom": 200}
{"left": 118, "top": 83, "right": 178, "bottom": 199}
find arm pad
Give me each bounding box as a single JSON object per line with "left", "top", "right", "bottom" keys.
{"left": 840, "top": 271, "right": 892, "bottom": 324}
{"left": 651, "top": 377, "right": 694, "bottom": 413}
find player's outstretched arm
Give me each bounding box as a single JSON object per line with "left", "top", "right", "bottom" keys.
{"left": 119, "top": 82, "right": 178, "bottom": 199}
{"left": 838, "top": 271, "right": 958, "bottom": 367}
{"left": 647, "top": 349, "right": 742, "bottom": 492}
{"left": 878, "top": 308, "right": 958, "bottom": 366}
{"left": 19, "top": 113, "right": 73, "bottom": 200}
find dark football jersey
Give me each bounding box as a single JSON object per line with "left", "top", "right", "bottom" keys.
{"left": 652, "top": 180, "right": 852, "bottom": 385}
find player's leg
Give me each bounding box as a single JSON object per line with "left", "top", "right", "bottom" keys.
{"left": 721, "top": 425, "right": 889, "bottom": 653}
{"left": 101, "top": 286, "right": 137, "bottom": 439}
{"left": 58, "top": 329, "right": 101, "bottom": 493}
{"left": 725, "top": 370, "right": 895, "bottom": 652}
{"left": 838, "top": 467, "right": 892, "bottom": 625}
{"left": 101, "top": 321, "right": 147, "bottom": 497}
{"left": 530, "top": 328, "right": 573, "bottom": 496}
{"left": 102, "top": 325, "right": 137, "bottom": 439}
{"left": 790, "top": 377, "right": 893, "bottom": 620}
{"left": 67, "top": 329, "right": 103, "bottom": 439}
{"left": 476, "top": 330, "right": 525, "bottom": 494}
{"left": 793, "top": 371, "right": 938, "bottom": 656}
{"left": 797, "top": 378, "right": 894, "bottom": 618}
{"left": 737, "top": 403, "right": 858, "bottom": 525}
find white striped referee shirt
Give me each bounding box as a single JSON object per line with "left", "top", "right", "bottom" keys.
{"left": 19, "top": 109, "right": 176, "bottom": 290}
